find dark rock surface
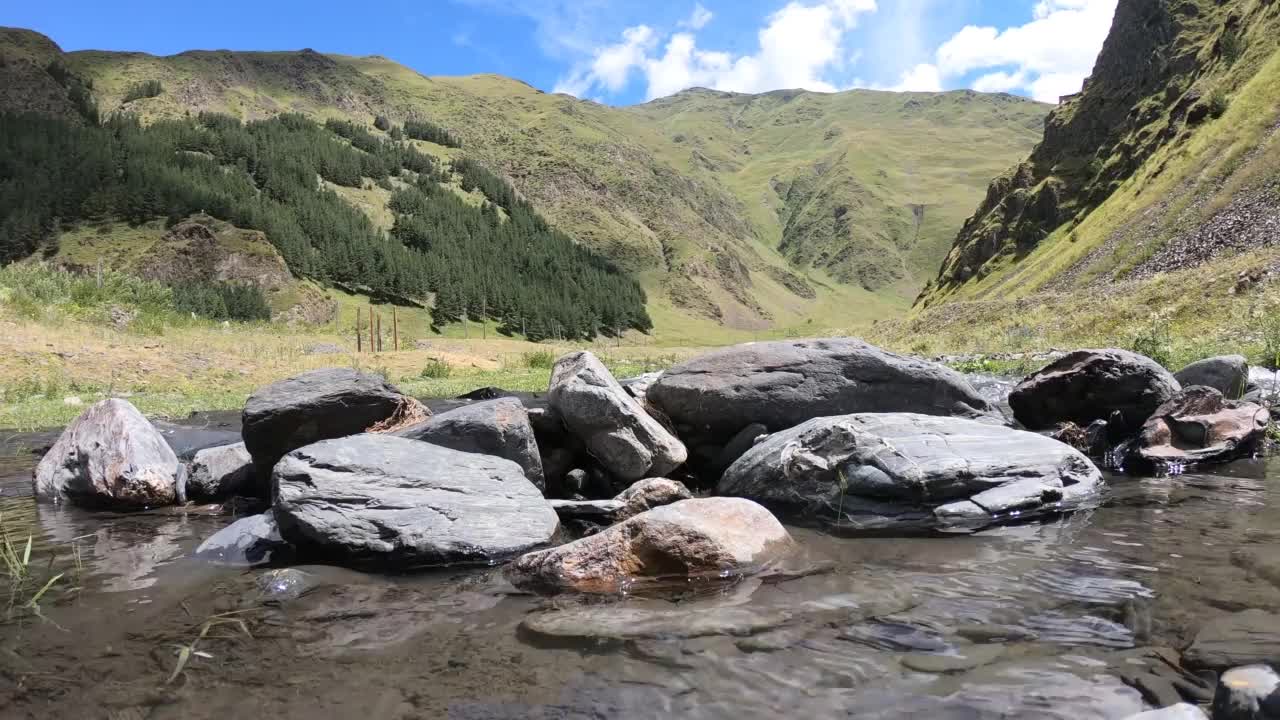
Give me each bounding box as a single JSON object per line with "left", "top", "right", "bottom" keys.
{"left": 548, "top": 351, "right": 687, "bottom": 481}
{"left": 507, "top": 497, "right": 794, "bottom": 594}
{"left": 647, "top": 338, "right": 996, "bottom": 445}
{"left": 33, "top": 398, "right": 183, "bottom": 508}
{"left": 1009, "top": 349, "right": 1180, "bottom": 433}
{"left": 241, "top": 368, "right": 407, "bottom": 485}
{"left": 1132, "top": 386, "right": 1268, "bottom": 468}
{"left": 272, "top": 434, "right": 558, "bottom": 567}
{"left": 394, "top": 397, "right": 545, "bottom": 490}
{"left": 187, "top": 441, "right": 256, "bottom": 500}
{"left": 1174, "top": 355, "right": 1249, "bottom": 398}
{"left": 720, "top": 413, "right": 1103, "bottom": 531}
{"left": 194, "top": 513, "right": 290, "bottom": 566}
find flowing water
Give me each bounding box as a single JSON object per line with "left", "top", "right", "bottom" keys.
{"left": 3, "top": 402, "right": 1280, "bottom": 718}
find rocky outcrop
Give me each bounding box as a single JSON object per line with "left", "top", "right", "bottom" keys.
{"left": 1009, "top": 349, "right": 1180, "bottom": 433}
{"left": 394, "top": 397, "right": 544, "bottom": 490}
{"left": 1131, "top": 386, "right": 1268, "bottom": 468}
{"left": 187, "top": 442, "right": 256, "bottom": 500}
{"left": 33, "top": 399, "right": 182, "bottom": 508}
{"left": 548, "top": 351, "right": 686, "bottom": 482}
{"left": 1213, "top": 665, "right": 1280, "bottom": 720}
{"left": 719, "top": 413, "right": 1103, "bottom": 531}
{"left": 272, "top": 434, "right": 557, "bottom": 567}
{"left": 549, "top": 477, "right": 694, "bottom": 526}
{"left": 647, "top": 338, "right": 995, "bottom": 445}
{"left": 241, "top": 368, "right": 409, "bottom": 484}
{"left": 1185, "top": 610, "right": 1280, "bottom": 671}
{"left": 506, "top": 497, "right": 794, "bottom": 594}
{"left": 1174, "top": 355, "right": 1250, "bottom": 398}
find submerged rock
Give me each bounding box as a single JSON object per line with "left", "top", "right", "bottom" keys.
{"left": 548, "top": 351, "right": 687, "bottom": 481}
{"left": 241, "top": 368, "right": 409, "bottom": 486}
{"left": 273, "top": 434, "right": 558, "bottom": 567}
{"left": 719, "top": 413, "right": 1103, "bottom": 531}
{"left": 1009, "top": 349, "right": 1180, "bottom": 433}
{"left": 1123, "top": 705, "right": 1209, "bottom": 720}
{"left": 1175, "top": 355, "right": 1249, "bottom": 398}
{"left": 194, "top": 513, "right": 290, "bottom": 566}
{"left": 506, "top": 497, "right": 794, "bottom": 594}
{"left": 647, "top": 338, "right": 996, "bottom": 445}
{"left": 1131, "top": 386, "right": 1268, "bottom": 469}
{"left": 1185, "top": 610, "right": 1280, "bottom": 671}
{"left": 33, "top": 398, "right": 182, "bottom": 508}
{"left": 187, "top": 441, "right": 256, "bottom": 500}
{"left": 394, "top": 397, "right": 545, "bottom": 490}
{"left": 1213, "top": 665, "right": 1280, "bottom": 720}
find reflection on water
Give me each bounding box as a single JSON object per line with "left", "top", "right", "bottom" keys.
{"left": 3, "top": 427, "right": 1280, "bottom": 719}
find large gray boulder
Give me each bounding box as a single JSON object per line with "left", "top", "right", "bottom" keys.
{"left": 646, "top": 338, "right": 996, "bottom": 445}
{"left": 393, "top": 397, "right": 544, "bottom": 490}
{"left": 548, "top": 351, "right": 687, "bottom": 481}
{"left": 242, "top": 368, "right": 408, "bottom": 485}
{"left": 272, "top": 434, "right": 558, "bottom": 567}
{"left": 33, "top": 399, "right": 182, "bottom": 508}
{"left": 1175, "top": 355, "right": 1249, "bottom": 398}
{"left": 187, "top": 442, "right": 256, "bottom": 500}
{"left": 506, "top": 497, "right": 794, "bottom": 594}
{"left": 1009, "top": 349, "right": 1180, "bottom": 433}
{"left": 719, "top": 413, "right": 1103, "bottom": 531}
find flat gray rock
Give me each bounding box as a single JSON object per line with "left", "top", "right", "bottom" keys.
{"left": 34, "top": 398, "right": 182, "bottom": 508}
{"left": 719, "top": 413, "right": 1103, "bottom": 531}
{"left": 647, "top": 338, "right": 996, "bottom": 445}
{"left": 188, "top": 442, "right": 256, "bottom": 500}
{"left": 1010, "top": 349, "right": 1180, "bottom": 433}
{"left": 394, "top": 397, "right": 544, "bottom": 490}
{"left": 273, "top": 434, "right": 558, "bottom": 567}
{"left": 1185, "top": 610, "right": 1280, "bottom": 671}
{"left": 1175, "top": 355, "right": 1249, "bottom": 398}
{"left": 548, "top": 351, "right": 686, "bottom": 481}
{"left": 242, "top": 368, "right": 407, "bottom": 486}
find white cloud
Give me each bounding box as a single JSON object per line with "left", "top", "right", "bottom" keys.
{"left": 681, "top": 3, "right": 714, "bottom": 30}
{"left": 934, "top": 0, "right": 1116, "bottom": 102}
{"left": 556, "top": 0, "right": 878, "bottom": 101}
{"left": 889, "top": 63, "right": 942, "bottom": 92}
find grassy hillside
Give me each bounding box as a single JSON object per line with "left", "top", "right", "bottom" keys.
{"left": 0, "top": 27, "right": 1047, "bottom": 339}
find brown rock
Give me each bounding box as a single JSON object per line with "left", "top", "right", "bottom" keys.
{"left": 1133, "top": 386, "right": 1269, "bottom": 468}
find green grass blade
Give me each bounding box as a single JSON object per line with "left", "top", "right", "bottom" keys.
{"left": 21, "top": 536, "right": 31, "bottom": 567}
{"left": 24, "top": 572, "right": 63, "bottom": 607}
{"left": 167, "top": 645, "right": 192, "bottom": 684}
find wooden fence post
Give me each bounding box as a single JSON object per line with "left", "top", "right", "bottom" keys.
{"left": 393, "top": 307, "right": 399, "bottom": 351}
{"left": 369, "top": 306, "right": 375, "bottom": 353}
{"left": 356, "top": 308, "right": 362, "bottom": 352}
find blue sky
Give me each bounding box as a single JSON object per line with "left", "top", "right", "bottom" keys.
{"left": 3, "top": 0, "right": 1116, "bottom": 105}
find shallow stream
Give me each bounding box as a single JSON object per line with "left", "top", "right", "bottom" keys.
{"left": 3, "top": 395, "right": 1279, "bottom": 718}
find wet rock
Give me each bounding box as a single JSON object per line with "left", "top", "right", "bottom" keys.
{"left": 1132, "top": 387, "right": 1269, "bottom": 468}
{"left": 1230, "top": 544, "right": 1280, "bottom": 589}
{"left": 1175, "top": 355, "right": 1249, "bottom": 398}
{"left": 273, "top": 434, "right": 558, "bottom": 567}
{"left": 393, "top": 397, "right": 545, "bottom": 490}
{"left": 1213, "top": 665, "right": 1280, "bottom": 720}
{"left": 506, "top": 497, "right": 794, "bottom": 594}
{"left": 187, "top": 442, "right": 256, "bottom": 500}
{"left": 901, "top": 644, "right": 1006, "bottom": 673}
{"left": 548, "top": 351, "right": 687, "bottom": 481}
{"left": 1009, "top": 349, "right": 1180, "bottom": 433}
{"left": 647, "top": 338, "right": 996, "bottom": 445}
{"left": 719, "top": 413, "right": 1103, "bottom": 531}
{"left": 1185, "top": 610, "right": 1280, "bottom": 671}
{"left": 549, "top": 478, "right": 694, "bottom": 525}
{"left": 954, "top": 623, "right": 1037, "bottom": 643}
{"left": 1123, "top": 705, "right": 1209, "bottom": 720}
{"left": 242, "top": 368, "right": 408, "bottom": 485}
{"left": 33, "top": 398, "right": 182, "bottom": 508}
{"left": 254, "top": 568, "right": 315, "bottom": 602}
{"left": 194, "top": 513, "right": 290, "bottom": 566}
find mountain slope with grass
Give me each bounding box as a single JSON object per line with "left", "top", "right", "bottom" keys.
{"left": 0, "top": 26, "right": 1048, "bottom": 340}
{"left": 907, "top": 0, "right": 1280, "bottom": 366}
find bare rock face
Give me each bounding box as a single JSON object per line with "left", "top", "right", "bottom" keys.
{"left": 1132, "top": 386, "right": 1269, "bottom": 469}
{"left": 241, "top": 368, "right": 409, "bottom": 486}
{"left": 647, "top": 338, "right": 996, "bottom": 445}
{"left": 720, "top": 413, "right": 1103, "bottom": 532}
{"left": 1174, "top": 355, "right": 1249, "bottom": 398}
{"left": 394, "top": 397, "right": 545, "bottom": 490}
{"left": 1009, "top": 349, "right": 1180, "bottom": 433}
{"left": 33, "top": 399, "right": 182, "bottom": 508}
{"left": 548, "top": 351, "right": 687, "bottom": 482}
{"left": 272, "top": 434, "right": 557, "bottom": 567}
{"left": 506, "top": 497, "right": 794, "bottom": 594}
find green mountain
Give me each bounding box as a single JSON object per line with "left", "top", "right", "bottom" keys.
{"left": 909, "top": 0, "right": 1280, "bottom": 356}
{"left": 0, "top": 27, "right": 1049, "bottom": 341}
